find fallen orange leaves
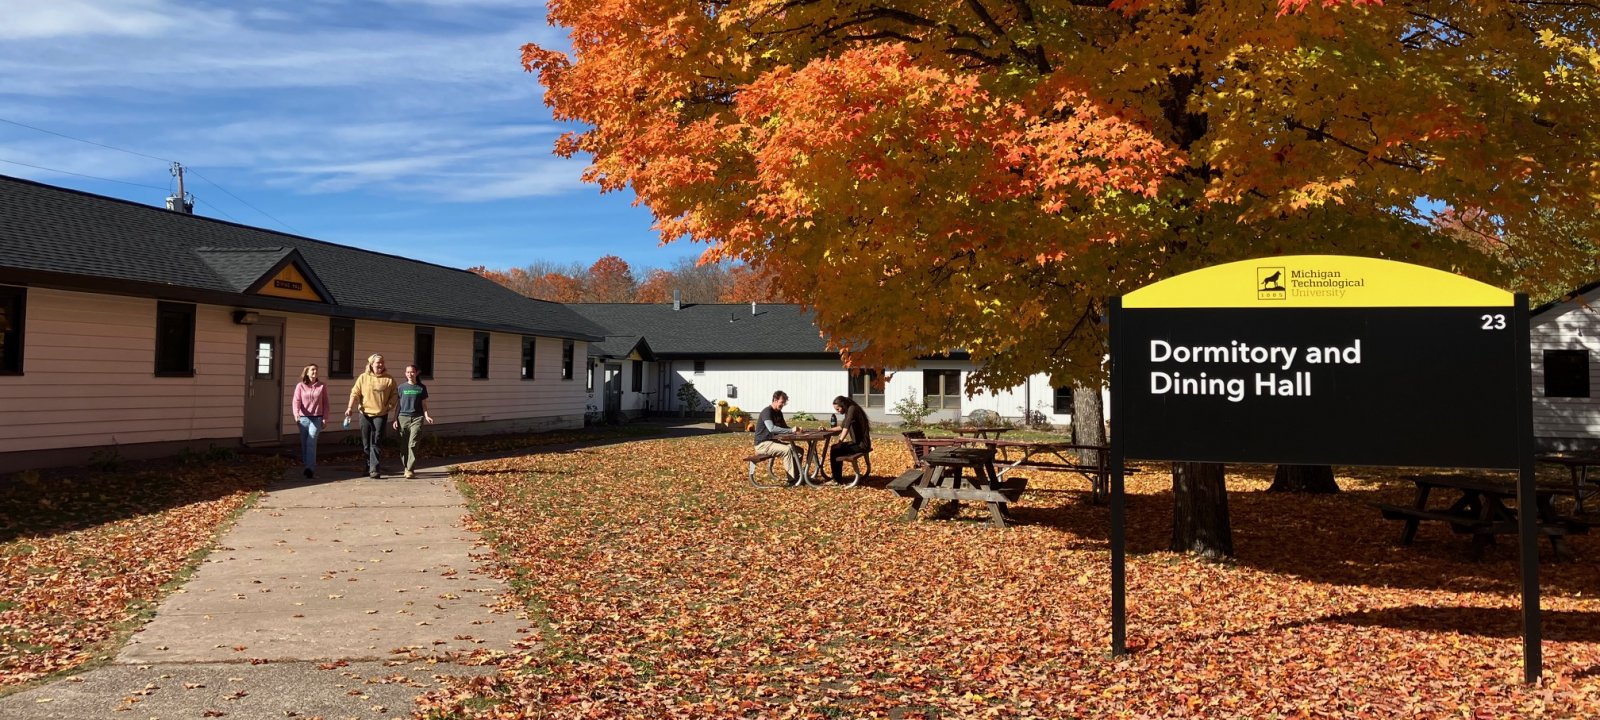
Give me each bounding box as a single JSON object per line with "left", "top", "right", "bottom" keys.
{"left": 420, "top": 433, "right": 1600, "bottom": 719}
{"left": 0, "top": 461, "right": 277, "bottom": 688}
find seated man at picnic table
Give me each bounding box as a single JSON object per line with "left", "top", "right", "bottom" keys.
{"left": 754, "top": 390, "right": 803, "bottom": 479}
{"left": 829, "top": 395, "right": 872, "bottom": 479}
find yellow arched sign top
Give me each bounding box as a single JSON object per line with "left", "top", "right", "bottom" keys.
{"left": 1123, "top": 255, "right": 1512, "bottom": 309}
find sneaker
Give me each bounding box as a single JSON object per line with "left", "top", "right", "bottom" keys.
{"left": 303, "top": 468, "right": 313, "bottom": 479}
{"left": 370, "top": 471, "right": 381, "bottom": 479}
{"left": 404, "top": 470, "right": 415, "bottom": 479}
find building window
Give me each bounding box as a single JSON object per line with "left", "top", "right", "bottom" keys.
{"left": 0, "top": 286, "right": 24, "bottom": 375}
{"left": 1053, "top": 386, "right": 1073, "bottom": 414}
{"left": 1545, "top": 349, "right": 1591, "bottom": 398}
{"left": 923, "top": 370, "right": 961, "bottom": 410}
{"left": 472, "top": 332, "right": 490, "bottom": 379}
{"left": 522, "top": 336, "right": 536, "bottom": 380}
{"left": 631, "top": 360, "right": 642, "bottom": 392}
{"left": 562, "top": 340, "right": 575, "bottom": 380}
{"left": 413, "top": 326, "right": 435, "bottom": 379}
{"left": 585, "top": 358, "right": 595, "bottom": 392}
{"left": 154, "top": 301, "right": 196, "bottom": 377}
{"left": 328, "top": 318, "right": 355, "bottom": 378}
{"left": 849, "top": 368, "right": 885, "bottom": 408}
{"left": 693, "top": 360, "right": 706, "bottom": 375}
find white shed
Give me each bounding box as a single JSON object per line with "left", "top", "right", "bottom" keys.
{"left": 1531, "top": 282, "right": 1600, "bottom": 451}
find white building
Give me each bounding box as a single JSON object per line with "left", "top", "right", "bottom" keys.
{"left": 568, "top": 302, "right": 1083, "bottom": 428}
{"left": 1531, "top": 283, "right": 1600, "bottom": 451}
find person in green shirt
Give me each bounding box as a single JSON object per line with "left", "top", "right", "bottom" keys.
{"left": 393, "top": 364, "right": 434, "bottom": 479}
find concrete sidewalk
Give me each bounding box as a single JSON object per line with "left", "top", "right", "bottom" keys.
{"left": 0, "top": 461, "right": 527, "bottom": 720}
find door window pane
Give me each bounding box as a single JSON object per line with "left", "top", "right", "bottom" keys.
{"left": 256, "top": 337, "right": 275, "bottom": 378}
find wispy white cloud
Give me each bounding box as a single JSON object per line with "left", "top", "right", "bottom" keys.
{"left": 0, "top": 0, "right": 196, "bottom": 40}
{"left": 0, "top": 0, "right": 669, "bottom": 271}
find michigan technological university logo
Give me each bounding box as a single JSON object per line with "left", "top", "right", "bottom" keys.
{"left": 1257, "top": 266, "right": 1287, "bottom": 300}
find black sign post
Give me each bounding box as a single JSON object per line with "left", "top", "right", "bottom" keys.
{"left": 1107, "top": 255, "right": 1540, "bottom": 682}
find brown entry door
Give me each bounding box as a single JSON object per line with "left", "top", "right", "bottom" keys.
{"left": 243, "top": 317, "right": 285, "bottom": 445}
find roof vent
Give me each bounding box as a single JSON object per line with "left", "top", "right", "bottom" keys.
{"left": 751, "top": 301, "right": 756, "bottom": 315}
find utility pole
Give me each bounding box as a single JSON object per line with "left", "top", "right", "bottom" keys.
{"left": 166, "top": 162, "right": 194, "bottom": 214}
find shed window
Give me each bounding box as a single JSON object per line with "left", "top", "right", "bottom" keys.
{"left": 0, "top": 286, "right": 23, "bottom": 375}
{"left": 472, "top": 332, "right": 490, "bottom": 379}
{"left": 154, "top": 301, "right": 196, "bottom": 377}
{"left": 849, "top": 369, "right": 885, "bottom": 408}
{"left": 522, "top": 336, "right": 536, "bottom": 380}
{"left": 562, "top": 340, "right": 575, "bottom": 380}
{"left": 1544, "top": 349, "right": 1591, "bottom": 398}
{"left": 923, "top": 370, "right": 961, "bottom": 410}
{"left": 328, "top": 318, "right": 355, "bottom": 378}
{"left": 414, "top": 326, "right": 435, "bottom": 379}
{"left": 1053, "top": 386, "right": 1073, "bottom": 415}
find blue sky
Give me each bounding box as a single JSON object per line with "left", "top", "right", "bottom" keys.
{"left": 0, "top": 0, "right": 703, "bottom": 272}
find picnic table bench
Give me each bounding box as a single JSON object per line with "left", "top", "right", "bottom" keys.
{"left": 1375, "top": 474, "right": 1588, "bottom": 560}
{"left": 745, "top": 428, "right": 872, "bottom": 489}
{"left": 891, "top": 446, "right": 1026, "bottom": 528}
{"left": 1535, "top": 450, "right": 1600, "bottom": 517}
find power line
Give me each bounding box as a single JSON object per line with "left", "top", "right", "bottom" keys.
{"left": 191, "top": 196, "right": 241, "bottom": 224}
{"left": 186, "top": 167, "right": 301, "bottom": 235}
{"left": 0, "top": 117, "right": 171, "bottom": 163}
{"left": 0, "top": 115, "right": 299, "bottom": 234}
{"left": 0, "top": 157, "right": 170, "bottom": 192}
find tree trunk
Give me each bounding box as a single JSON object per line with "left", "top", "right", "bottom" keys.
{"left": 1268, "top": 464, "right": 1340, "bottom": 493}
{"left": 1070, "top": 384, "right": 1105, "bottom": 466}
{"left": 1171, "top": 462, "right": 1233, "bottom": 560}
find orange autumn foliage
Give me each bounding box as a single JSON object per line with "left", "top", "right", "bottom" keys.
{"left": 524, "top": 0, "right": 1600, "bottom": 389}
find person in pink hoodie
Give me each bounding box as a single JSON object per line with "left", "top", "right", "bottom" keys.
{"left": 293, "top": 364, "right": 329, "bottom": 478}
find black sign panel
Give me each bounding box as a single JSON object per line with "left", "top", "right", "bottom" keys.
{"left": 1119, "top": 306, "right": 1519, "bottom": 468}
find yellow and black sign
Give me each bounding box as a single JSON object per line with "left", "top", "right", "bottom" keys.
{"left": 1124, "top": 255, "right": 1512, "bottom": 309}
{"left": 256, "top": 263, "right": 325, "bottom": 302}
{"left": 1113, "top": 255, "right": 1525, "bottom": 468}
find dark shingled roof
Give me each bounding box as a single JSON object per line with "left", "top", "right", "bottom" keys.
{"left": 0, "top": 174, "right": 605, "bottom": 340}
{"left": 588, "top": 335, "right": 655, "bottom": 360}
{"left": 568, "top": 303, "right": 835, "bottom": 358}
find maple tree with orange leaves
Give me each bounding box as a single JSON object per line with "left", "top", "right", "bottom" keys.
{"left": 524, "top": 0, "right": 1599, "bottom": 555}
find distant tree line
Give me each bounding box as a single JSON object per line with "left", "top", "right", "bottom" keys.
{"left": 469, "top": 255, "right": 788, "bottom": 304}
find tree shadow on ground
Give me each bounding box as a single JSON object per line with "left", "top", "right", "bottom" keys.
{"left": 1002, "top": 465, "right": 1600, "bottom": 598}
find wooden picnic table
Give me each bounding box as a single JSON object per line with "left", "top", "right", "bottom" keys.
{"left": 982, "top": 439, "right": 1112, "bottom": 503}
{"left": 888, "top": 446, "right": 1026, "bottom": 528}
{"left": 1535, "top": 451, "right": 1600, "bottom": 517}
{"left": 1375, "top": 474, "right": 1588, "bottom": 560}
{"left": 953, "top": 426, "right": 1012, "bottom": 441}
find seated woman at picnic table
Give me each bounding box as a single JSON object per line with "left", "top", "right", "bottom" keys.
{"left": 829, "top": 395, "right": 872, "bottom": 479}
{"left": 754, "top": 390, "right": 803, "bottom": 478}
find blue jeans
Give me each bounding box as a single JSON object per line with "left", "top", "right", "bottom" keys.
{"left": 360, "top": 414, "right": 386, "bottom": 475}
{"left": 297, "top": 416, "right": 323, "bottom": 470}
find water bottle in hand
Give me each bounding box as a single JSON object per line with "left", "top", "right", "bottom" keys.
{"left": 342, "top": 415, "right": 351, "bottom": 430}
{"left": 830, "top": 413, "right": 838, "bottom": 427}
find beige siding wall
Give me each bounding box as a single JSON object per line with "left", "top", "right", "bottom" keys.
{"left": 0, "top": 288, "right": 244, "bottom": 453}
{"left": 273, "top": 315, "right": 585, "bottom": 433}
{"left": 0, "top": 291, "right": 589, "bottom": 463}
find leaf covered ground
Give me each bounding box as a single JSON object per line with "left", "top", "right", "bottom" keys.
{"left": 0, "top": 461, "right": 278, "bottom": 688}
{"left": 0, "top": 426, "right": 655, "bottom": 694}
{"left": 422, "top": 433, "right": 1600, "bottom": 719}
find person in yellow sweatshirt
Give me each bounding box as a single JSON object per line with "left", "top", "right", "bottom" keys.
{"left": 344, "top": 353, "right": 398, "bottom": 478}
